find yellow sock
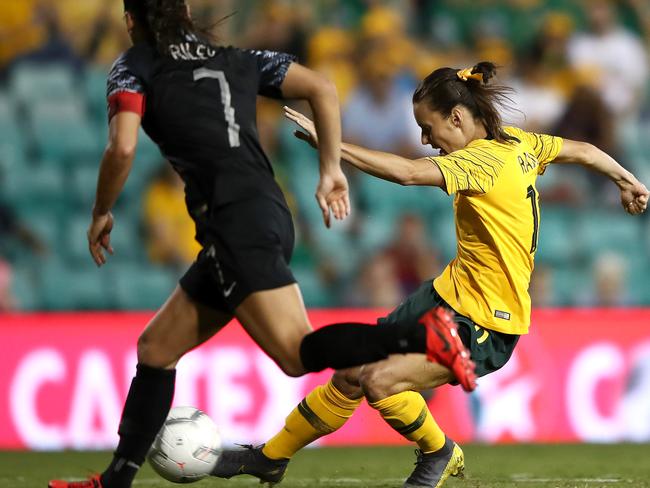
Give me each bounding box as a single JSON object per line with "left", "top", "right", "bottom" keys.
{"left": 262, "top": 380, "right": 362, "bottom": 460}
{"left": 369, "top": 391, "right": 445, "bottom": 453}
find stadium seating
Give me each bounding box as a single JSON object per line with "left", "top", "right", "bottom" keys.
{"left": 292, "top": 265, "right": 334, "bottom": 307}
{"left": 110, "top": 264, "right": 178, "bottom": 310}
{"left": 3, "top": 164, "right": 65, "bottom": 209}
{"left": 536, "top": 207, "right": 580, "bottom": 266}
{"left": 40, "top": 259, "right": 112, "bottom": 310}
{"left": 9, "top": 63, "right": 77, "bottom": 106}
{"left": 1, "top": 57, "right": 649, "bottom": 311}
{"left": 29, "top": 100, "right": 101, "bottom": 162}
{"left": 10, "top": 266, "right": 40, "bottom": 310}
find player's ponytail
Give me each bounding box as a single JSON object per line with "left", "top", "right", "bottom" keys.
{"left": 146, "top": 0, "right": 195, "bottom": 54}
{"left": 412, "top": 61, "right": 517, "bottom": 144}
{"left": 124, "top": 0, "right": 218, "bottom": 55}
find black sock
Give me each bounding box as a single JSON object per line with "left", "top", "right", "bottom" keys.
{"left": 101, "top": 364, "right": 176, "bottom": 488}
{"left": 100, "top": 457, "right": 140, "bottom": 488}
{"left": 299, "top": 322, "right": 426, "bottom": 372}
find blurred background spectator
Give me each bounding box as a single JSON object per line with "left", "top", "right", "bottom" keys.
{"left": 346, "top": 252, "right": 404, "bottom": 308}
{"left": 0, "top": 199, "right": 48, "bottom": 258}
{"left": 586, "top": 251, "right": 632, "bottom": 306}
{"left": 0, "top": 259, "right": 17, "bottom": 312}
{"left": 0, "top": 0, "right": 648, "bottom": 311}
{"left": 382, "top": 213, "right": 440, "bottom": 296}
{"left": 143, "top": 164, "right": 202, "bottom": 272}
{"left": 567, "top": 0, "right": 648, "bottom": 121}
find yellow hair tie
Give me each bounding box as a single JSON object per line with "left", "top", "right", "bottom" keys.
{"left": 457, "top": 67, "right": 484, "bottom": 83}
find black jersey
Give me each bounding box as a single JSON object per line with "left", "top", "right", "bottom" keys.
{"left": 106, "top": 40, "right": 296, "bottom": 217}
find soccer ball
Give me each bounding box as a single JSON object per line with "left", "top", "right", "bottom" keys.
{"left": 147, "top": 406, "right": 222, "bottom": 483}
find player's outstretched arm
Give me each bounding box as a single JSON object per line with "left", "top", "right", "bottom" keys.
{"left": 554, "top": 139, "right": 649, "bottom": 215}
{"left": 284, "top": 106, "right": 445, "bottom": 188}
{"left": 88, "top": 111, "right": 141, "bottom": 266}
{"left": 280, "top": 64, "right": 349, "bottom": 228}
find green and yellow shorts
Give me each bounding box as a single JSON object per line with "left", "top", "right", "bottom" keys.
{"left": 377, "top": 280, "right": 520, "bottom": 378}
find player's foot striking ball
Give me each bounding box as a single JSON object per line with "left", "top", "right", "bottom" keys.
{"left": 212, "top": 444, "right": 289, "bottom": 484}
{"left": 403, "top": 437, "right": 465, "bottom": 488}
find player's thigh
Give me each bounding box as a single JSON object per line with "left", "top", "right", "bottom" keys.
{"left": 359, "top": 353, "right": 454, "bottom": 403}
{"left": 138, "top": 286, "right": 232, "bottom": 368}
{"left": 235, "top": 283, "right": 312, "bottom": 377}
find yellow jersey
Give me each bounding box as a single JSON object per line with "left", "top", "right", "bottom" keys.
{"left": 428, "top": 127, "right": 563, "bottom": 335}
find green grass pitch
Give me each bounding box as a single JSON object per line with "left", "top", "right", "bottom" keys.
{"left": 2, "top": 444, "right": 650, "bottom": 488}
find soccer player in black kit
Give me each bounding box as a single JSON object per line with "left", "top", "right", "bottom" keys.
{"left": 48, "top": 2, "right": 476, "bottom": 487}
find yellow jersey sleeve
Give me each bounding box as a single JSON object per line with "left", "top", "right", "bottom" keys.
{"left": 504, "top": 126, "right": 563, "bottom": 174}
{"left": 427, "top": 146, "right": 506, "bottom": 195}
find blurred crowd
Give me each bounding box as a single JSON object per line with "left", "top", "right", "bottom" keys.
{"left": 1, "top": 0, "right": 650, "bottom": 311}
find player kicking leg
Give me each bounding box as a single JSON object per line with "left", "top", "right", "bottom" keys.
{"left": 47, "top": 285, "right": 475, "bottom": 488}
{"left": 213, "top": 282, "right": 483, "bottom": 487}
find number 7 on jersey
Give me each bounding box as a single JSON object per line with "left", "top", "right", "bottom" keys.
{"left": 193, "top": 67, "right": 241, "bottom": 148}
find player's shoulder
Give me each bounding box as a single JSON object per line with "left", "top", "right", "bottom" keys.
{"left": 214, "top": 45, "right": 258, "bottom": 62}
{"left": 502, "top": 126, "right": 562, "bottom": 152}
{"left": 233, "top": 47, "right": 298, "bottom": 71}
{"left": 200, "top": 45, "right": 262, "bottom": 74}
{"left": 497, "top": 126, "right": 531, "bottom": 152}
{"left": 109, "top": 44, "right": 156, "bottom": 76}
{"left": 107, "top": 44, "right": 156, "bottom": 97}
{"left": 502, "top": 126, "right": 526, "bottom": 141}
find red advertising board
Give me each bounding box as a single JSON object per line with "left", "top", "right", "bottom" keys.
{"left": 1, "top": 309, "right": 649, "bottom": 450}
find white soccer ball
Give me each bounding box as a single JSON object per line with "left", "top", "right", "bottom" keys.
{"left": 147, "top": 406, "right": 222, "bottom": 483}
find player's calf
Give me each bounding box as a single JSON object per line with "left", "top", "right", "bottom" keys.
{"left": 299, "top": 322, "right": 427, "bottom": 372}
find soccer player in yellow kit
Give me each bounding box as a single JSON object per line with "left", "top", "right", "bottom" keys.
{"left": 214, "top": 62, "right": 649, "bottom": 487}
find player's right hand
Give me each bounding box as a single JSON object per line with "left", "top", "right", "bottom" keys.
{"left": 87, "top": 211, "right": 114, "bottom": 267}
{"left": 620, "top": 179, "right": 649, "bottom": 215}
{"left": 316, "top": 169, "right": 351, "bottom": 228}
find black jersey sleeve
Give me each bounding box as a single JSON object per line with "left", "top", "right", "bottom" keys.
{"left": 106, "top": 51, "right": 147, "bottom": 120}
{"left": 243, "top": 49, "right": 297, "bottom": 99}
{"left": 107, "top": 52, "right": 146, "bottom": 98}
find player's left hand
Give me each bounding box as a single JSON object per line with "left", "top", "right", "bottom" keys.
{"left": 316, "top": 170, "right": 351, "bottom": 228}
{"left": 620, "top": 180, "right": 649, "bottom": 215}
{"left": 285, "top": 105, "right": 350, "bottom": 227}
{"left": 284, "top": 106, "right": 318, "bottom": 148}
{"left": 88, "top": 211, "right": 114, "bottom": 267}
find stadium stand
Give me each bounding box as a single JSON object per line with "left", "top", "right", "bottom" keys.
{"left": 0, "top": 0, "right": 648, "bottom": 310}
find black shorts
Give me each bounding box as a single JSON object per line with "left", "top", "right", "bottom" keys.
{"left": 179, "top": 197, "right": 296, "bottom": 314}
{"left": 378, "top": 281, "right": 520, "bottom": 377}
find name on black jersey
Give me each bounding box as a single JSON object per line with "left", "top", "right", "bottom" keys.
{"left": 169, "top": 43, "right": 217, "bottom": 61}
{"left": 518, "top": 151, "right": 539, "bottom": 175}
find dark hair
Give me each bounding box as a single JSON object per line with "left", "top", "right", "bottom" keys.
{"left": 123, "top": 0, "right": 212, "bottom": 54}
{"left": 412, "top": 62, "right": 517, "bottom": 144}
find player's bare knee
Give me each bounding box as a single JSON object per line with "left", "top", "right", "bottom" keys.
{"left": 359, "top": 364, "right": 399, "bottom": 402}
{"left": 137, "top": 332, "right": 176, "bottom": 368}
{"left": 332, "top": 369, "right": 364, "bottom": 399}
{"left": 274, "top": 350, "right": 307, "bottom": 377}
{"left": 277, "top": 360, "right": 306, "bottom": 378}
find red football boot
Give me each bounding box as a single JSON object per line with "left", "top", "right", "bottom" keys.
{"left": 419, "top": 307, "right": 478, "bottom": 392}
{"left": 48, "top": 474, "right": 102, "bottom": 488}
